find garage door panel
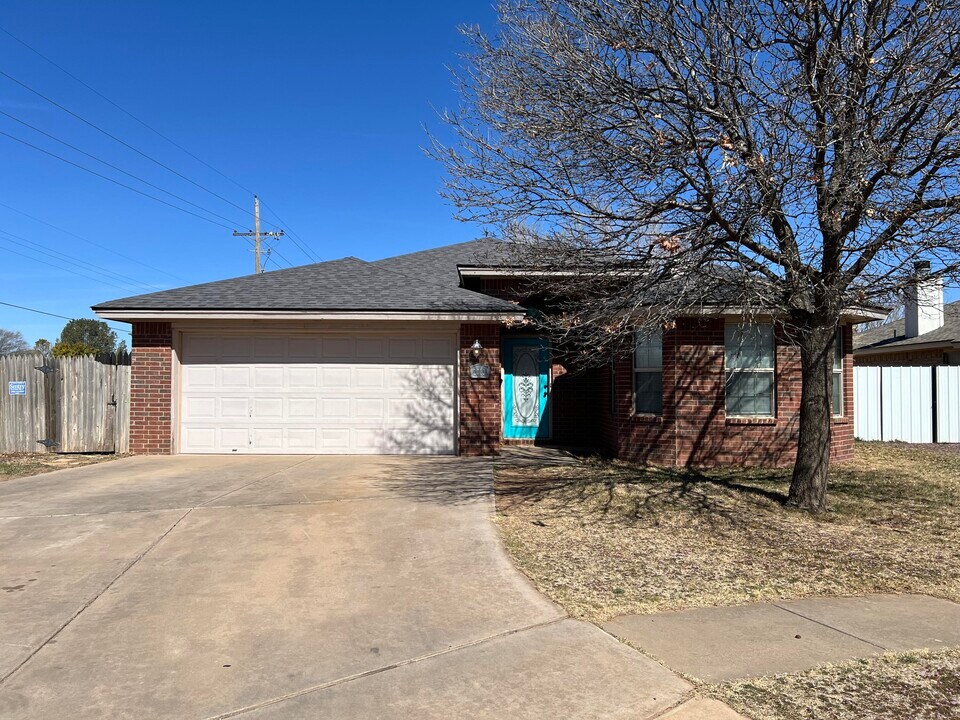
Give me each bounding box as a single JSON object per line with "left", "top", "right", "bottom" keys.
{"left": 355, "top": 367, "right": 385, "bottom": 388}
{"left": 320, "top": 398, "right": 351, "bottom": 418}
{"left": 322, "top": 428, "right": 351, "bottom": 451}
{"left": 288, "top": 397, "right": 318, "bottom": 419}
{"left": 252, "top": 398, "right": 283, "bottom": 419}
{"left": 287, "top": 428, "right": 318, "bottom": 449}
{"left": 322, "top": 338, "right": 355, "bottom": 360}
{"left": 221, "top": 337, "right": 252, "bottom": 361}
{"left": 221, "top": 367, "right": 251, "bottom": 388}
{"left": 251, "top": 366, "right": 283, "bottom": 388}
{"left": 219, "top": 427, "right": 249, "bottom": 449}
{"left": 179, "top": 333, "right": 456, "bottom": 455}
{"left": 288, "top": 367, "right": 319, "bottom": 389}
{"left": 356, "top": 338, "right": 386, "bottom": 358}
{"left": 288, "top": 337, "right": 319, "bottom": 360}
{"left": 322, "top": 367, "right": 352, "bottom": 388}
{"left": 253, "top": 336, "right": 285, "bottom": 360}
{"left": 183, "top": 365, "right": 217, "bottom": 389}
{"left": 220, "top": 397, "right": 250, "bottom": 419}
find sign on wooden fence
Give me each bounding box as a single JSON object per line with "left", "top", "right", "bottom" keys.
{"left": 854, "top": 365, "right": 960, "bottom": 443}
{"left": 0, "top": 351, "right": 130, "bottom": 454}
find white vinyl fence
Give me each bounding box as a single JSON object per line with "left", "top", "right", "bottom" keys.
{"left": 854, "top": 365, "right": 960, "bottom": 443}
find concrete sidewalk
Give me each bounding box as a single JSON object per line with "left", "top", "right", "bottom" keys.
{"left": 603, "top": 594, "right": 960, "bottom": 682}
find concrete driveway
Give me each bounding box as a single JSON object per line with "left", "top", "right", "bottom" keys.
{"left": 0, "top": 455, "right": 690, "bottom": 719}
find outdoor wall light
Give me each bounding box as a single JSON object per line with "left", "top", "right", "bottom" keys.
{"left": 470, "top": 339, "right": 484, "bottom": 361}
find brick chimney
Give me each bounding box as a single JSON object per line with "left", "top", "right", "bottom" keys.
{"left": 905, "top": 260, "right": 944, "bottom": 338}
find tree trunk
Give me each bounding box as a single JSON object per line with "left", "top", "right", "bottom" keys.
{"left": 786, "top": 323, "right": 836, "bottom": 513}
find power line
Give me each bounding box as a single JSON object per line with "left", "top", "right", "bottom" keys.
{"left": 0, "top": 201, "right": 188, "bottom": 283}
{"left": 0, "top": 299, "right": 130, "bottom": 335}
{"left": 0, "top": 128, "right": 236, "bottom": 230}
{"left": 0, "top": 228, "right": 161, "bottom": 291}
{"left": 0, "top": 69, "right": 284, "bottom": 232}
{"left": 0, "top": 239, "right": 140, "bottom": 292}
{"left": 258, "top": 196, "right": 321, "bottom": 262}
{"left": 0, "top": 110, "right": 251, "bottom": 229}
{"left": 0, "top": 24, "right": 257, "bottom": 198}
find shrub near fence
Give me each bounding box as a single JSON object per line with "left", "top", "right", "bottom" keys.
{"left": 0, "top": 351, "right": 131, "bottom": 454}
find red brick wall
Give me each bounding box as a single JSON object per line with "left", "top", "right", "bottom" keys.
{"left": 459, "top": 323, "right": 502, "bottom": 456}
{"left": 604, "top": 318, "right": 855, "bottom": 468}
{"left": 130, "top": 322, "right": 174, "bottom": 455}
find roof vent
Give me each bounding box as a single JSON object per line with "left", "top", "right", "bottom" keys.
{"left": 905, "top": 260, "right": 944, "bottom": 338}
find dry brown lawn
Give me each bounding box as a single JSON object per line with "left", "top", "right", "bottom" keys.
{"left": 494, "top": 442, "right": 960, "bottom": 623}
{"left": 710, "top": 647, "right": 960, "bottom": 720}
{"left": 0, "top": 452, "right": 119, "bottom": 482}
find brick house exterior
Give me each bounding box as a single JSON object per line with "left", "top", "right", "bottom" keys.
{"left": 600, "top": 319, "right": 854, "bottom": 466}
{"left": 108, "top": 240, "right": 872, "bottom": 466}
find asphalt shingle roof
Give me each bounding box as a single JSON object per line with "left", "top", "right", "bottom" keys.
{"left": 92, "top": 250, "right": 519, "bottom": 313}
{"left": 371, "top": 237, "right": 508, "bottom": 286}
{"left": 853, "top": 300, "right": 960, "bottom": 351}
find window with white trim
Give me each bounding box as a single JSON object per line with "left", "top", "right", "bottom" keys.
{"left": 724, "top": 323, "right": 775, "bottom": 416}
{"left": 832, "top": 328, "right": 843, "bottom": 416}
{"left": 633, "top": 329, "right": 663, "bottom": 415}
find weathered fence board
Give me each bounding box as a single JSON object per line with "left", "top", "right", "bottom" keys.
{"left": 0, "top": 352, "right": 48, "bottom": 452}
{"left": 0, "top": 352, "right": 130, "bottom": 454}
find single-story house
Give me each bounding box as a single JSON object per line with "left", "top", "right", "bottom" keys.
{"left": 94, "top": 239, "right": 882, "bottom": 466}
{"left": 854, "top": 263, "right": 960, "bottom": 366}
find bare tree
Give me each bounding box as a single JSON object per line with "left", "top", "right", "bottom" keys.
{"left": 432, "top": 0, "right": 960, "bottom": 512}
{"left": 0, "top": 328, "right": 29, "bottom": 355}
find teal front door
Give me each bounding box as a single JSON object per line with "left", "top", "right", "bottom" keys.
{"left": 502, "top": 338, "right": 550, "bottom": 440}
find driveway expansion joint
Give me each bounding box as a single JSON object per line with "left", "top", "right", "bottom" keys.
{"left": 0, "top": 507, "right": 193, "bottom": 687}
{"left": 204, "top": 615, "right": 570, "bottom": 720}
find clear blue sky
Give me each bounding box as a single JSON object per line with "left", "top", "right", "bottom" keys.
{"left": 0, "top": 1, "right": 497, "bottom": 344}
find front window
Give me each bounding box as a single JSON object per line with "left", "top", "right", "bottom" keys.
{"left": 832, "top": 328, "right": 843, "bottom": 416}
{"left": 725, "top": 323, "right": 775, "bottom": 416}
{"left": 633, "top": 329, "right": 663, "bottom": 415}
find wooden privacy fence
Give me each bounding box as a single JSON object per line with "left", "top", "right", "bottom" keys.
{"left": 0, "top": 351, "right": 131, "bottom": 454}
{"left": 854, "top": 365, "right": 960, "bottom": 443}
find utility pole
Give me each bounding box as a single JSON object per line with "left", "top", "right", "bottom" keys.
{"left": 233, "top": 195, "right": 284, "bottom": 273}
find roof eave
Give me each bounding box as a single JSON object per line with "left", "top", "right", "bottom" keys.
{"left": 854, "top": 339, "right": 960, "bottom": 354}
{"left": 93, "top": 308, "right": 524, "bottom": 323}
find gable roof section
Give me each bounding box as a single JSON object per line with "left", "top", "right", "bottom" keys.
{"left": 854, "top": 300, "right": 960, "bottom": 352}
{"left": 92, "top": 255, "right": 520, "bottom": 317}
{"left": 371, "top": 237, "right": 508, "bottom": 287}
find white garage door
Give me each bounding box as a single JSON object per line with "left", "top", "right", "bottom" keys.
{"left": 179, "top": 333, "right": 456, "bottom": 454}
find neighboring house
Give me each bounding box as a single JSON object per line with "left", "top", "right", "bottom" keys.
{"left": 854, "top": 263, "right": 960, "bottom": 366}
{"left": 93, "top": 239, "right": 882, "bottom": 466}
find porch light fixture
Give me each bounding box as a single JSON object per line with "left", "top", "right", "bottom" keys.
{"left": 470, "top": 339, "right": 483, "bottom": 361}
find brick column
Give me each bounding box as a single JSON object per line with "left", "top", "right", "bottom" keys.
{"left": 130, "top": 322, "right": 174, "bottom": 454}
{"left": 459, "top": 323, "right": 502, "bottom": 456}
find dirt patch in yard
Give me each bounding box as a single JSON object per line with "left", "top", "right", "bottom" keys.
{"left": 494, "top": 443, "right": 960, "bottom": 622}
{"left": 710, "top": 647, "right": 960, "bottom": 720}
{"left": 0, "top": 453, "right": 120, "bottom": 482}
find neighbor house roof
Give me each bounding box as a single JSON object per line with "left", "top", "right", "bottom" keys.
{"left": 93, "top": 244, "right": 521, "bottom": 319}
{"left": 854, "top": 300, "right": 960, "bottom": 353}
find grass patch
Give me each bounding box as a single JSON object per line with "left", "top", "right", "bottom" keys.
{"left": 0, "top": 453, "right": 119, "bottom": 482}
{"left": 494, "top": 442, "right": 960, "bottom": 622}
{"left": 709, "top": 647, "right": 960, "bottom": 720}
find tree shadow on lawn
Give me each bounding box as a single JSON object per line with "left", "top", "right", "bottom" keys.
{"left": 494, "top": 454, "right": 794, "bottom": 528}
{"left": 493, "top": 449, "right": 954, "bottom": 528}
